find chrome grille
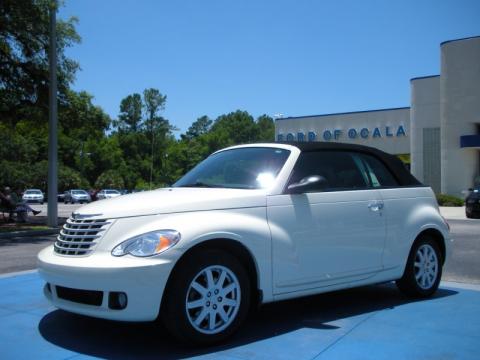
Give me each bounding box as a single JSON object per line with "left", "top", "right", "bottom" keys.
{"left": 54, "top": 218, "right": 111, "bottom": 256}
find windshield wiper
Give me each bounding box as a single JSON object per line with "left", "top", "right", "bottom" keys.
{"left": 178, "top": 181, "right": 218, "bottom": 188}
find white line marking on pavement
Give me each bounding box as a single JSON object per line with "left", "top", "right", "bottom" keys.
{"left": 0, "top": 269, "right": 38, "bottom": 279}
{"left": 441, "top": 281, "right": 480, "bottom": 291}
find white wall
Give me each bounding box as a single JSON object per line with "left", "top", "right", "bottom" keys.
{"left": 410, "top": 76, "right": 440, "bottom": 184}
{"left": 440, "top": 37, "right": 480, "bottom": 196}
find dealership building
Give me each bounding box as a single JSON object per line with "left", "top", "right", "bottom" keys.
{"left": 275, "top": 36, "right": 480, "bottom": 197}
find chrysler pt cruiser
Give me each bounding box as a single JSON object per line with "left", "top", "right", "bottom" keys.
{"left": 38, "top": 142, "right": 451, "bottom": 344}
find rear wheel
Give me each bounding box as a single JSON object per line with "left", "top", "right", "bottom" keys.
{"left": 396, "top": 236, "right": 443, "bottom": 298}
{"left": 162, "top": 249, "right": 250, "bottom": 345}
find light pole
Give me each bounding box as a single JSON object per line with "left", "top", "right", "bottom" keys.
{"left": 149, "top": 123, "right": 155, "bottom": 190}
{"left": 47, "top": 1, "right": 58, "bottom": 227}
{"left": 79, "top": 141, "right": 92, "bottom": 183}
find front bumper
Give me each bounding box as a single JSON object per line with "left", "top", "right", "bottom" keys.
{"left": 24, "top": 198, "right": 43, "bottom": 203}
{"left": 37, "top": 246, "right": 175, "bottom": 322}
{"left": 72, "top": 197, "right": 90, "bottom": 203}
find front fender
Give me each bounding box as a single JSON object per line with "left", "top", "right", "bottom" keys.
{"left": 103, "top": 208, "right": 273, "bottom": 303}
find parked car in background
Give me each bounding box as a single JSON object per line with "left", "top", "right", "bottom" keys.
{"left": 22, "top": 189, "right": 44, "bottom": 204}
{"left": 38, "top": 143, "right": 451, "bottom": 345}
{"left": 466, "top": 187, "right": 480, "bottom": 218}
{"left": 57, "top": 192, "right": 65, "bottom": 203}
{"left": 64, "top": 189, "right": 91, "bottom": 204}
{"left": 96, "top": 189, "right": 122, "bottom": 200}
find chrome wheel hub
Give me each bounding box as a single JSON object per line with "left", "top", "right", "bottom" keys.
{"left": 185, "top": 265, "right": 241, "bottom": 334}
{"left": 414, "top": 244, "right": 439, "bottom": 290}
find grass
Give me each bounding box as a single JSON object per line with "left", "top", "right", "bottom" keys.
{"left": 0, "top": 223, "right": 51, "bottom": 233}
{"left": 436, "top": 193, "right": 464, "bottom": 207}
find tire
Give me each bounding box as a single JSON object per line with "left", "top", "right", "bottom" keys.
{"left": 466, "top": 207, "right": 472, "bottom": 218}
{"left": 396, "top": 236, "right": 443, "bottom": 298}
{"left": 162, "top": 249, "right": 251, "bottom": 345}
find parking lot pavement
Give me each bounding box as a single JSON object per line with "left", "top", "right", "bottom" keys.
{"left": 0, "top": 272, "right": 479, "bottom": 360}
{"left": 27, "top": 203, "right": 83, "bottom": 218}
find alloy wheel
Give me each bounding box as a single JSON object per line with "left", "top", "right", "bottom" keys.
{"left": 185, "top": 265, "right": 241, "bottom": 335}
{"left": 414, "top": 244, "right": 439, "bottom": 289}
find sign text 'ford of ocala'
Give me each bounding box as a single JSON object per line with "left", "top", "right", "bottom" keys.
{"left": 277, "top": 125, "right": 407, "bottom": 142}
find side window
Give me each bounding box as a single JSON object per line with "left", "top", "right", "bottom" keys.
{"left": 359, "top": 154, "right": 399, "bottom": 187}
{"left": 287, "top": 151, "right": 368, "bottom": 192}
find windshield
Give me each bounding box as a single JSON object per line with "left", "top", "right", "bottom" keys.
{"left": 72, "top": 190, "right": 87, "bottom": 195}
{"left": 25, "top": 190, "right": 41, "bottom": 194}
{"left": 107, "top": 190, "right": 120, "bottom": 194}
{"left": 173, "top": 147, "right": 290, "bottom": 189}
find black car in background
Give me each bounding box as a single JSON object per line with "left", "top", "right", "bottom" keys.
{"left": 466, "top": 188, "right": 480, "bottom": 218}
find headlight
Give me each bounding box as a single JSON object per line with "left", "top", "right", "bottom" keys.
{"left": 111, "top": 229, "right": 181, "bottom": 257}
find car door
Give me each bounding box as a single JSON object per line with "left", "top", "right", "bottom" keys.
{"left": 267, "top": 150, "right": 386, "bottom": 294}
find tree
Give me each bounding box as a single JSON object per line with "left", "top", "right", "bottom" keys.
{"left": 143, "top": 88, "right": 166, "bottom": 129}
{"left": 95, "top": 169, "right": 125, "bottom": 189}
{"left": 182, "top": 115, "right": 212, "bottom": 140}
{"left": 211, "top": 110, "right": 257, "bottom": 145}
{"left": 116, "top": 93, "right": 143, "bottom": 132}
{"left": 255, "top": 114, "right": 275, "bottom": 142}
{"left": 0, "top": 0, "right": 81, "bottom": 128}
{"left": 143, "top": 88, "right": 167, "bottom": 187}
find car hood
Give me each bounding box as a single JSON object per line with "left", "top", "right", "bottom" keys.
{"left": 73, "top": 187, "right": 267, "bottom": 219}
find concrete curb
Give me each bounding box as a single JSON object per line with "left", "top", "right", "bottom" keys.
{"left": 0, "top": 228, "right": 60, "bottom": 239}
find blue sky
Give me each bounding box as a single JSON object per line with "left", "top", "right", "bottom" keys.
{"left": 59, "top": 0, "right": 480, "bottom": 134}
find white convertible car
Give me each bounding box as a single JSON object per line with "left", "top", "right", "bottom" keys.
{"left": 38, "top": 142, "right": 451, "bottom": 344}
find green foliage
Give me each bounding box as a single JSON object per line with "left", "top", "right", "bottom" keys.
{"left": 116, "top": 93, "right": 143, "bottom": 132}
{"left": 436, "top": 193, "right": 464, "bottom": 207}
{"left": 255, "top": 114, "right": 275, "bottom": 142}
{"left": 59, "top": 165, "right": 88, "bottom": 190}
{"left": 182, "top": 116, "right": 213, "bottom": 140}
{"left": 212, "top": 110, "right": 257, "bottom": 146}
{"left": 0, "top": 0, "right": 81, "bottom": 128}
{"left": 95, "top": 170, "right": 125, "bottom": 189}
{"left": 143, "top": 88, "right": 167, "bottom": 127}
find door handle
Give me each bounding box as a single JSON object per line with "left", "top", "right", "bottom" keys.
{"left": 368, "top": 201, "right": 384, "bottom": 212}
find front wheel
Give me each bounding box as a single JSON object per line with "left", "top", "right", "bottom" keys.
{"left": 396, "top": 236, "right": 443, "bottom": 298}
{"left": 162, "top": 249, "right": 250, "bottom": 345}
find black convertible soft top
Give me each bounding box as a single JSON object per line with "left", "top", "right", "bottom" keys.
{"left": 277, "top": 141, "right": 423, "bottom": 187}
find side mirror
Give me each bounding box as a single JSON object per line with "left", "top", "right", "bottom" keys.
{"left": 287, "top": 175, "right": 328, "bottom": 194}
